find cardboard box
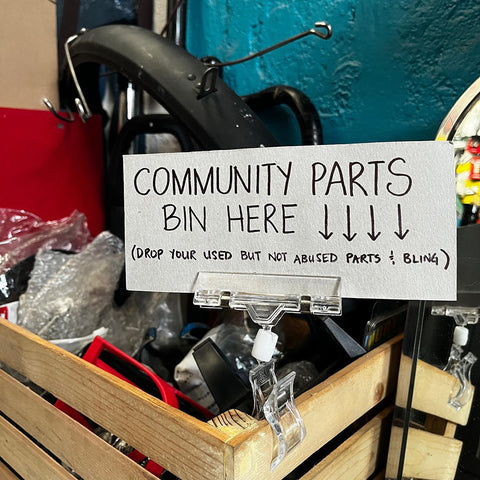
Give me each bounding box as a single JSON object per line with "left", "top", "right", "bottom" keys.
{"left": 0, "top": 0, "right": 58, "bottom": 109}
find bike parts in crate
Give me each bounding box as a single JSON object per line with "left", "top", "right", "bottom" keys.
{"left": 55, "top": 336, "right": 213, "bottom": 477}
{"left": 192, "top": 337, "right": 252, "bottom": 413}
{"left": 0, "top": 256, "right": 35, "bottom": 324}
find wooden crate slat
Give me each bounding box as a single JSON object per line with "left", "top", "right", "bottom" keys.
{"left": 386, "top": 426, "right": 462, "bottom": 480}
{"left": 396, "top": 354, "right": 473, "bottom": 425}
{"left": 0, "top": 460, "right": 22, "bottom": 480}
{"left": 226, "top": 335, "right": 402, "bottom": 480}
{"left": 0, "top": 414, "right": 76, "bottom": 480}
{"left": 424, "top": 415, "right": 458, "bottom": 438}
{"left": 0, "top": 319, "right": 229, "bottom": 480}
{"left": 208, "top": 409, "right": 258, "bottom": 437}
{"left": 0, "top": 317, "right": 401, "bottom": 480}
{"left": 299, "top": 407, "right": 393, "bottom": 480}
{"left": 0, "top": 369, "right": 158, "bottom": 480}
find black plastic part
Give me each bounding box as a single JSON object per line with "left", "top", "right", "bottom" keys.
{"left": 166, "top": 0, "right": 186, "bottom": 48}
{"left": 60, "top": 25, "right": 279, "bottom": 150}
{"left": 322, "top": 317, "right": 366, "bottom": 359}
{"left": 192, "top": 338, "right": 252, "bottom": 413}
{"left": 457, "top": 224, "right": 480, "bottom": 298}
{"left": 106, "top": 113, "right": 194, "bottom": 238}
{"left": 242, "top": 85, "right": 323, "bottom": 145}
{"left": 0, "top": 256, "right": 35, "bottom": 304}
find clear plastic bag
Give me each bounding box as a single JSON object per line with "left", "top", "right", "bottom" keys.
{"left": 0, "top": 209, "right": 91, "bottom": 275}
{"left": 277, "top": 361, "right": 320, "bottom": 396}
{"left": 17, "top": 231, "right": 124, "bottom": 340}
{"left": 125, "top": 291, "right": 185, "bottom": 349}
{"left": 16, "top": 230, "right": 188, "bottom": 357}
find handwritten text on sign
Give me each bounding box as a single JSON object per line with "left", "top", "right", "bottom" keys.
{"left": 124, "top": 141, "right": 456, "bottom": 300}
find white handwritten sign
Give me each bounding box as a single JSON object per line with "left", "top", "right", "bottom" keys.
{"left": 124, "top": 141, "right": 456, "bottom": 300}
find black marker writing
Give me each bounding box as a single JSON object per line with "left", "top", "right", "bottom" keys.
{"left": 226, "top": 203, "right": 297, "bottom": 234}
{"left": 311, "top": 158, "right": 413, "bottom": 197}
{"left": 133, "top": 162, "right": 293, "bottom": 197}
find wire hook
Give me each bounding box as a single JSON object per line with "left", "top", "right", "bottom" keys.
{"left": 65, "top": 29, "right": 93, "bottom": 122}
{"left": 203, "top": 21, "right": 332, "bottom": 68}
{"left": 42, "top": 98, "right": 75, "bottom": 123}
{"left": 196, "top": 22, "right": 332, "bottom": 99}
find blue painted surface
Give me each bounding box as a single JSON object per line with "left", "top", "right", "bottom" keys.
{"left": 187, "top": 0, "right": 480, "bottom": 145}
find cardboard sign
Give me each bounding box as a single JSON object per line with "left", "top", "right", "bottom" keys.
{"left": 124, "top": 141, "right": 456, "bottom": 300}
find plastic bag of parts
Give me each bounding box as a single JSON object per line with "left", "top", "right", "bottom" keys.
{"left": 0, "top": 255, "right": 36, "bottom": 324}
{"left": 101, "top": 292, "right": 186, "bottom": 358}
{"left": 16, "top": 230, "right": 185, "bottom": 357}
{"left": 0, "top": 256, "right": 35, "bottom": 304}
{"left": 0, "top": 209, "right": 91, "bottom": 275}
{"left": 276, "top": 361, "right": 320, "bottom": 397}
{"left": 174, "top": 311, "right": 282, "bottom": 414}
{"left": 127, "top": 291, "right": 186, "bottom": 350}
{"left": 17, "top": 231, "right": 124, "bottom": 343}
{"left": 118, "top": 291, "right": 189, "bottom": 379}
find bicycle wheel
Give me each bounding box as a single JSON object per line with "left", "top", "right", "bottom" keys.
{"left": 60, "top": 24, "right": 279, "bottom": 150}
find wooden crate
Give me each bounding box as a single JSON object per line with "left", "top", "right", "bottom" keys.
{"left": 386, "top": 354, "right": 475, "bottom": 480}
{"left": 0, "top": 318, "right": 401, "bottom": 480}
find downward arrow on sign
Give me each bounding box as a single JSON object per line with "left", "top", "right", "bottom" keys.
{"left": 394, "top": 204, "right": 409, "bottom": 240}
{"left": 318, "top": 204, "right": 333, "bottom": 240}
{"left": 367, "top": 205, "right": 381, "bottom": 241}
{"left": 343, "top": 205, "right": 357, "bottom": 242}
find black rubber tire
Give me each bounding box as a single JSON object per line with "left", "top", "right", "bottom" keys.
{"left": 242, "top": 85, "right": 323, "bottom": 145}
{"left": 60, "top": 24, "right": 279, "bottom": 150}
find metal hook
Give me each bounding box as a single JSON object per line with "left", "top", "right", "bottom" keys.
{"left": 65, "top": 29, "right": 93, "bottom": 122}
{"left": 196, "top": 22, "right": 332, "bottom": 100}
{"left": 196, "top": 67, "right": 218, "bottom": 99}
{"left": 42, "top": 98, "right": 74, "bottom": 123}
{"left": 203, "top": 21, "right": 332, "bottom": 68}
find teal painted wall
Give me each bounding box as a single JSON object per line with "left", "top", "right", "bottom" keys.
{"left": 187, "top": 0, "right": 480, "bottom": 145}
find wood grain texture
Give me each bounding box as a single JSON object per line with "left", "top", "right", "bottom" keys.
{"left": 0, "top": 414, "right": 75, "bottom": 480}
{"left": 396, "top": 354, "right": 473, "bottom": 425}
{"left": 209, "top": 409, "right": 258, "bottom": 439}
{"left": 0, "top": 319, "right": 229, "bottom": 480}
{"left": 0, "top": 460, "right": 21, "bottom": 480}
{"left": 386, "top": 426, "right": 462, "bottom": 480}
{"left": 227, "top": 335, "right": 402, "bottom": 480}
{"left": 0, "top": 319, "right": 401, "bottom": 480}
{"left": 0, "top": 369, "right": 157, "bottom": 480}
{"left": 299, "top": 407, "right": 393, "bottom": 480}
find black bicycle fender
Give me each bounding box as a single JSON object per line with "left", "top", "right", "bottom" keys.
{"left": 60, "top": 25, "right": 279, "bottom": 150}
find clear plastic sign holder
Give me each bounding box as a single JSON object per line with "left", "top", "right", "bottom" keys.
{"left": 431, "top": 304, "right": 478, "bottom": 410}
{"left": 193, "top": 272, "right": 342, "bottom": 469}
{"left": 431, "top": 304, "right": 480, "bottom": 326}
